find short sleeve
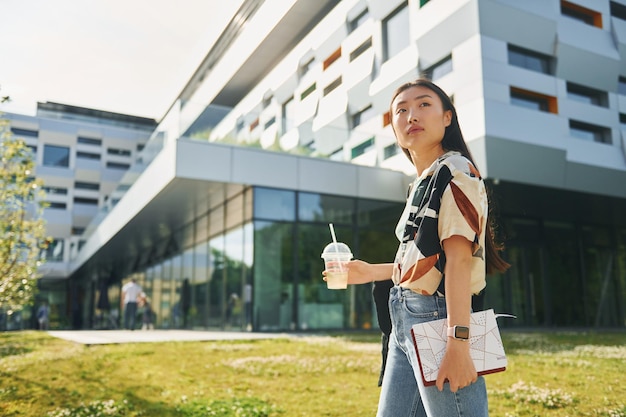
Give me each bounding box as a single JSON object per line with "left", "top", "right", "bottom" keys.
{"left": 438, "top": 162, "right": 487, "bottom": 253}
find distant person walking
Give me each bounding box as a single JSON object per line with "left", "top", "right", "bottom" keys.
{"left": 37, "top": 301, "right": 50, "bottom": 330}
{"left": 139, "top": 293, "right": 155, "bottom": 330}
{"left": 121, "top": 278, "right": 142, "bottom": 330}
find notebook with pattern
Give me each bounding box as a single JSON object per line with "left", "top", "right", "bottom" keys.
{"left": 410, "top": 309, "right": 510, "bottom": 386}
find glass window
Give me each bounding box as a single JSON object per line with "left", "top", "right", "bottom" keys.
{"left": 611, "top": 1, "right": 626, "bottom": 20}
{"left": 567, "top": 82, "right": 607, "bottom": 107}
{"left": 282, "top": 97, "right": 295, "bottom": 133}
{"left": 298, "top": 192, "right": 355, "bottom": 224}
{"left": 351, "top": 137, "right": 375, "bottom": 158}
{"left": 10, "top": 127, "right": 38, "bottom": 138}
{"left": 43, "top": 144, "right": 70, "bottom": 167}
{"left": 423, "top": 55, "right": 453, "bottom": 80}
{"left": 382, "top": 2, "right": 410, "bottom": 61}
{"left": 254, "top": 188, "right": 295, "bottom": 221}
{"left": 254, "top": 221, "right": 293, "bottom": 331}
{"left": 41, "top": 239, "right": 64, "bottom": 262}
{"left": 561, "top": 0, "right": 600, "bottom": 27}
{"left": 348, "top": 8, "right": 369, "bottom": 32}
{"left": 349, "top": 37, "right": 372, "bottom": 62}
{"left": 323, "top": 77, "right": 342, "bottom": 96}
{"left": 619, "top": 77, "right": 626, "bottom": 95}
{"left": 351, "top": 105, "right": 376, "bottom": 128}
{"left": 46, "top": 202, "right": 67, "bottom": 209}
{"left": 77, "top": 136, "right": 101, "bottom": 146}
{"left": 76, "top": 151, "right": 101, "bottom": 160}
{"left": 383, "top": 144, "right": 400, "bottom": 159}
{"left": 74, "top": 181, "right": 100, "bottom": 190}
{"left": 106, "top": 162, "right": 130, "bottom": 170}
{"left": 300, "top": 83, "right": 316, "bottom": 100}
{"left": 569, "top": 120, "right": 611, "bottom": 143}
{"left": 620, "top": 113, "right": 626, "bottom": 129}
{"left": 107, "top": 148, "right": 131, "bottom": 156}
{"left": 74, "top": 197, "right": 99, "bottom": 205}
{"left": 508, "top": 45, "right": 553, "bottom": 74}
{"left": 510, "top": 89, "right": 550, "bottom": 112}
{"left": 43, "top": 186, "right": 68, "bottom": 195}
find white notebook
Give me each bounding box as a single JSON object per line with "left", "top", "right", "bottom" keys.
{"left": 410, "top": 309, "right": 512, "bottom": 386}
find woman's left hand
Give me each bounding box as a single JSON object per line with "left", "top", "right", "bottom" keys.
{"left": 435, "top": 339, "right": 478, "bottom": 392}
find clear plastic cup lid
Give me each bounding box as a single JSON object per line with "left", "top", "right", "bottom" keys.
{"left": 321, "top": 242, "right": 352, "bottom": 259}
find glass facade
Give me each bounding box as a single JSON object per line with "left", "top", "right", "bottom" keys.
{"left": 103, "top": 186, "right": 402, "bottom": 332}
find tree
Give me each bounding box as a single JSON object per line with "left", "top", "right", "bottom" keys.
{"left": 0, "top": 114, "right": 49, "bottom": 312}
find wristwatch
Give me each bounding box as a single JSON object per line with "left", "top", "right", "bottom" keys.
{"left": 447, "top": 325, "right": 470, "bottom": 341}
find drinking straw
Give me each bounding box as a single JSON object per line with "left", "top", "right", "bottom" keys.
{"left": 329, "top": 223, "right": 344, "bottom": 272}
{"left": 329, "top": 223, "right": 338, "bottom": 246}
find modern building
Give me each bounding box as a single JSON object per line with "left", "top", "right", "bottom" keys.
{"left": 10, "top": 0, "right": 626, "bottom": 330}
{"left": 3, "top": 103, "right": 156, "bottom": 329}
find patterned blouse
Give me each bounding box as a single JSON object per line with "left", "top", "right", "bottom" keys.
{"left": 392, "top": 151, "right": 487, "bottom": 296}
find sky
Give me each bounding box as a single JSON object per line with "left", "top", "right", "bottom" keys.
{"left": 0, "top": 0, "right": 243, "bottom": 121}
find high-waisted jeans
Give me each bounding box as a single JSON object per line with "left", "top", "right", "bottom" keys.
{"left": 376, "top": 286, "right": 489, "bottom": 417}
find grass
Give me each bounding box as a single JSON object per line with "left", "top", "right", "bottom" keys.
{"left": 0, "top": 330, "right": 625, "bottom": 416}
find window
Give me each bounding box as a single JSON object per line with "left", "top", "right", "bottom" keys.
{"left": 620, "top": 113, "right": 626, "bottom": 129}
{"left": 611, "top": 1, "right": 626, "bottom": 20}
{"left": 43, "top": 144, "right": 70, "bottom": 167}
{"left": 351, "top": 105, "right": 376, "bottom": 128}
{"left": 301, "top": 83, "right": 316, "bottom": 100}
{"left": 137, "top": 144, "right": 145, "bottom": 151}
{"left": 323, "top": 47, "right": 342, "bottom": 70}
{"left": 383, "top": 111, "right": 392, "bottom": 127}
{"left": 236, "top": 117, "right": 245, "bottom": 133}
{"left": 249, "top": 118, "right": 259, "bottom": 131}
{"left": 420, "top": 0, "right": 431, "bottom": 6}
{"left": 508, "top": 45, "right": 553, "bottom": 74}
{"left": 46, "top": 202, "right": 67, "bottom": 209}
{"left": 567, "top": 82, "right": 608, "bottom": 107}
{"left": 561, "top": 0, "right": 602, "bottom": 28}
{"left": 264, "top": 117, "right": 276, "bottom": 129}
{"left": 323, "top": 77, "right": 342, "bottom": 96}
{"left": 351, "top": 137, "right": 375, "bottom": 158}
{"left": 349, "top": 8, "right": 369, "bottom": 32}
{"left": 106, "top": 161, "right": 130, "bottom": 170}
{"left": 282, "top": 97, "right": 295, "bottom": 133}
{"left": 382, "top": 2, "right": 410, "bottom": 61}
{"left": 77, "top": 136, "right": 101, "bottom": 146}
{"left": 423, "top": 55, "right": 453, "bottom": 80}
{"left": 107, "top": 148, "right": 131, "bottom": 156}
{"left": 75, "top": 181, "right": 100, "bottom": 190}
{"left": 76, "top": 151, "right": 100, "bottom": 160}
{"left": 384, "top": 144, "right": 400, "bottom": 159}
{"left": 10, "top": 127, "right": 38, "bottom": 138}
{"left": 71, "top": 227, "right": 85, "bottom": 236}
{"left": 569, "top": 120, "right": 611, "bottom": 143}
{"left": 254, "top": 188, "right": 295, "bottom": 221}
{"left": 43, "top": 186, "right": 68, "bottom": 195}
{"left": 619, "top": 77, "right": 626, "bottom": 95}
{"left": 74, "top": 197, "right": 99, "bottom": 205}
{"left": 41, "top": 239, "right": 64, "bottom": 262}
{"left": 349, "top": 38, "right": 372, "bottom": 62}
{"left": 510, "top": 87, "right": 558, "bottom": 113}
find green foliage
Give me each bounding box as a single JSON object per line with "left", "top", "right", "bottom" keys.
{"left": 0, "top": 117, "right": 49, "bottom": 311}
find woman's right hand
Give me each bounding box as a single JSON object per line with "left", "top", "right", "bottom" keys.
{"left": 323, "top": 260, "right": 393, "bottom": 285}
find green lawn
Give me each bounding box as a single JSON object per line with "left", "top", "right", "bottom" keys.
{"left": 0, "top": 330, "right": 624, "bottom": 416}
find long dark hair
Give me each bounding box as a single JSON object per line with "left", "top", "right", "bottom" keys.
{"left": 390, "top": 78, "right": 510, "bottom": 274}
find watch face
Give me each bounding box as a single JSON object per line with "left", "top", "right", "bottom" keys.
{"left": 455, "top": 326, "right": 470, "bottom": 339}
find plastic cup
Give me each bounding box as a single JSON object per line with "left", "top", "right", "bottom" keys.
{"left": 321, "top": 242, "right": 352, "bottom": 290}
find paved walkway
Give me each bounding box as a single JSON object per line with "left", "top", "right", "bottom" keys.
{"left": 47, "top": 330, "right": 291, "bottom": 345}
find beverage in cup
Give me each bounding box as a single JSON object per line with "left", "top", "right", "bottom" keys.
{"left": 321, "top": 242, "right": 352, "bottom": 289}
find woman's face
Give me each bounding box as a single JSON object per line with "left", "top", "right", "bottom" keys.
{"left": 391, "top": 85, "right": 452, "bottom": 156}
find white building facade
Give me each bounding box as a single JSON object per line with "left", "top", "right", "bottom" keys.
{"left": 30, "top": 0, "right": 626, "bottom": 330}
{"left": 4, "top": 103, "right": 155, "bottom": 328}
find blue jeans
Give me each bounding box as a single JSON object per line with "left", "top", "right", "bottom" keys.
{"left": 376, "top": 286, "right": 488, "bottom": 417}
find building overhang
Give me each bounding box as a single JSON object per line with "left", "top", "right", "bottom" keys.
{"left": 69, "top": 140, "right": 410, "bottom": 280}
